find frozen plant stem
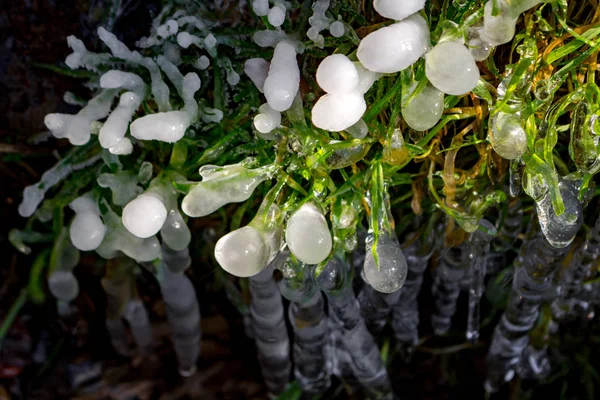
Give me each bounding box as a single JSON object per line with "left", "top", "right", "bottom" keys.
{"left": 279, "top": 257, "right": 331, "bottom": 396}
{"left": 317, "top": 257, "right": 393, "bottom": 399}
{"left": 485, "top": 234, "right": 568, "bottom": 392}
{"left": 249, "top": 264, "right": 291, "bottom": 396}
{"left": 158, "top": 247, "right": 201, "bottom": 377}
{"left": 466, "top": 220, "right": 497, "bottom": 343}
{"left": 391, "top": 228, "right": 436, "bottom": 360}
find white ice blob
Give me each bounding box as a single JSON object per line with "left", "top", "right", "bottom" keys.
{"left": 202, "top": 107, "right": 224, "bottom": 123}
{"left": 99, "top": 91, "right": 141, "bottom": 149}
{"left": 195, "top": 55, "right": 210, "bottom": 70}
{"left": 268, "top": 4, "right": 286, "bottom": 27}
{"left": 69, "top": 195, "right": 106, "bottom": 251}
{"left": 357, "top": 14, "right": 430, "bottom": 74}
{"left": 254, "top": 103, "right": 282, "bottom": 133}
{"left": 122, "top": 194, "right": 168, "bottom": 238}
{"left": 346, "top": 119, "right": 369, "bottom": 139}
{"left": 263, "top": 41, "right": 300, "bottom": 112}
{"left": 130, "top": 111, "right": 191, "bottom": 142}
{"left": 285, "top": 203, "right": 332, "bottom": 265}
{"left": 354, "top": 61, "right": 382, "bottom": 94}
{"left": 402, "top": 83, "right": 445, "bottom": 131}
{"left": 48, "top": 270, "right": 80, "bottom": 302}
{"left": 329, "top": 21, "right": 345, "bottom": 37}
{"left": 215, "top": 226, "right": 267, "bottom": 277}
{"left": 204, "top": 33, "right": 217, "bottom": 49}
{"left": 99, "top": 70, "right": 147, "bottom": 98}
{"left": 109, "top": 137, "right": 133, "bottom": 155}
{"left": 252, "top": 0, "right": 270, "bottom": 16}
{"left": 488, "top": 112, "right": 528, "bottom": 160}
{"left": 311, "top": 92, "right": 366, "bottom": 132}
{"left": 425, "top": 41, "right": 480, "bottom": 95}
{"left": 374, "top": 0, "right": 426, "bottom": 21}
{"left": 244, "top": 58, "right": 270, "bottom": 93}
{"left": 316, "top": 54, "right": 359, "bottom": 94}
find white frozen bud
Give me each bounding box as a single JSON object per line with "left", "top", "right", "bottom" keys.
{"left": 215, "top": 226, "right": 269, "bottom": 277}
{"left": 130, "top": 111, "right": 192, "bottom": 142}
{"left": 425, "top": 41, "right": 480, "bottom": 95}
{"left": 311, "top": 92, "right": 366, "bottom": 132}
{"left": 354, "top": 62, "right": 382, "bottom": 94}
{"left": 374, "top": 0, "right": 426, "bottom": 21}
{"left": 48, "top": 271, "right": 79, "bottom": 302}
{"left": 109, "top": 137, "right": 133, "bottom": 155}
{"left": 195, "top": 55, "right": 210, "bottom": 70}
{"left": 488, "top": 112, "right": 528, "bottom": 160}
{"left": 316, "top": 54, "right": 359, "bottom": 94}
{"left": 263, "top": 42, "right": 300, "bottom": 112}
{"left": 122, "top": 194, "right": 168, "bottom": 238}
{"left": 177, "top": 32, "right": 197, "bottom": 49}
{"left": 268, "top": 4, "right": 286, "bottom": 27}
{"left": 402, "top": 84, "right": 445, "bottom": 131}
{"left": 244, "top": 58, "right": 270, "bottom": 93}
{"left": 99, "top": 92, "right": 141, "bottom": 149}
{"left": 328, "top": 21, "right": 345, "bottom": 37}
{"left": 286, "top": 203, "right": 332, "bottom": 265}
{"left": 202, "top": 107, "right": 224, "bottom": 123}
{"left": 357, "top": 14, "right": 430, "bottom": 73}
{"left": 204, "top": 33, "right": 217, "bottom": 49}
{"left": 70, "top": 213, "right": 106, "bottom": 251}
{"left": 252, "top": 0, "right": 270, "bottom": 16}
{"left": 254, "top": 103, "right": 281, "bottom": 133}
{"left": 482, "top": 1, "right": 518, "bottom": 45}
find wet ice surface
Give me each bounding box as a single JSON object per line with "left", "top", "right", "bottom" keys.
{"left": 488, "top": 112, "right": 528, "bottom": 159}
{"left": 286, "top": 203, "right": 332, "bottom": 265}
{"left": 373, "top": 0, "right": 425, "bottom": 21}
{"left": 536, "top": 179, "right": 583, "bottom": 248}
{"left": 402, "top": 83, "right": 444, "bottom": 131}
{"left": 357, "top": 14, "right": 430, "bottom": 74}
{"left": 425, "top": 41, "right": 480, "bottom": 95}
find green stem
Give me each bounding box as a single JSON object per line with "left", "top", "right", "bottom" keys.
{"left": 0, "top": 289, "right": 29, "bottom": 351}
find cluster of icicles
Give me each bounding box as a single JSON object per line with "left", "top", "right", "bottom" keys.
{"left": 17, "top": 0, "right": 591, "bottom": 396}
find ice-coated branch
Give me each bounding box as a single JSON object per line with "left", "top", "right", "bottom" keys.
{"left": 431, "top": 236, "right": 469, "bottom": 336}
{"left": 485, "top": 234, "right": 568, "bottom": 392}
{"left": 392, "top": 228, "right": 436, "bottom": 359}
{"left": 466, "top": 220, "right": 497, "bottom": 343}
{"left": 249, "top": 262, "right": 291, "bottom": 396}
{"left": 279, "top": 255, "right": 331, "bottom": 395}
{"left": 316, "top": 256, "right": 393, "bottom": 399}
{"left": 158, "top": 248, "right": 201, "bottom": 376}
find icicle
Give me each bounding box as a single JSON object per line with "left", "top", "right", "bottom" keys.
{"left": 279, "top": 255, "right": 331, "bottom": 395}
{"left": 48, "top": 230, "right": 81, "bottom": 303}
{"left": 316, "top": 256, "right": 393, "bottom": 398}
{"left": 392, "top": 227, "right": 436, "bottom": 360}
{"left": 553, "top": 214, "right": 600, "bottom": 320}
{"left": 249, "top": 261, "right": 291, "bottom": 396}
{"left": 466, "top": 220, "right": 496, "bottom": 342}
{"left": 122, "top": 298, "right": 154, "bottom": 356}
{"left": 431, "top": 233, "right": 469, "bottom": 336}
{"left": 158, "top": 249, "right": 201, "bottom": 376}
{"left": 485, "top": 233, "right": 568, "bottom": 392}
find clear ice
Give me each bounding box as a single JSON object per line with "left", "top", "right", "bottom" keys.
{"left": 488, "top": 111, "right": 528, "bottom": 160}
{"left": 402, "top": 83, "right": 445, "bottom": 131}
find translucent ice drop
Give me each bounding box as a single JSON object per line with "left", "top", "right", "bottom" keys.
{"left": 316, "top": 54, "right": 359, "bottom": 94}
{"left": 536, "top": 179, "right": 582, "bottom": 248}
{"left": 254, "top": 103, "right": 281, "bottom": 134}
{"left": 215, "top": 203, "right": 283, "bottom": 277}
{"left": 488, "top": 112, "right": 528, "bottom": 160}
{"left": 286, "top": 203, "right": 332, "bottom": 265}
{"left": 69, "top": 195, "right": 106, "bottom": 251}
{"left": 373, "top": 0, "right": 425, "bottom": 21}
{"left": 263, "top": 41, "right": 300, "bottom": 112}
{"left": 182, "top": 163, "right": 276, "bottom": 217}
{"left": 329, "top": 21, "right": 345, "bottom": 37}
{"left": 425, "top": 41, "right": 480, "bottom": 95}
{"left": 402, "top": 83, "right": 444, "bottom": 131}
{"left": 357, "top": 14, "right": 430, "bottom": 74}
{"left": 382, "top": 128, "right": 409, "bottom": 166}
{"left": 363, "top": 231, "right": 408, "bottom": 293}
{"left": 482, "top": 1, "right": 518, "bottom": 45}
{"left": 268, "top": 4, "right": 286, "bottom": 27}
{"left": 48, "top": 270, "right": 79, "bottom": 302}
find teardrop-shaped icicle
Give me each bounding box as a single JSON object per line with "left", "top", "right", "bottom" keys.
{"left": 286, "top": 203, "right": 332, "bottom": 265}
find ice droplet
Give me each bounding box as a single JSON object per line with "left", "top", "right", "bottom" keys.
{"left": 373, "top": 0, "right": 425, "bottom": 21}
{"left": 329, "top": 21, "right": 345, "bottom": 37}
{"left": 425, "top": 41, "right": 480, "bottom": 95}
{"left": 268, "top": 4, "right": 286, "bottom": 27}
{"left": 316, "top": 54, "right": 359, "bottom": 94}
{"left": 263, "top": 42, "right": 300, "bottom": 112}
{"left": 122, "top": 194, "right": 168, "bottom": 238}
{"left": 311, "top": 92, "right": 366, "bottom": 132}
{"left": 286, "top": 203, "right": 332, "bottom": 265}
{"left": 363, "top": 231, "right": 408, "bottom": 293}
{"left": 402, "top": 83, "right": 444, "bottom": 131}
{"left": 536, "top": 179, "right": 583, "bottom": 248}
{"left": 488, "top": 112, "right": 528, "bottom": 160}
{"left": 48, "top": 270, "right": 79, "bottom": 302}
